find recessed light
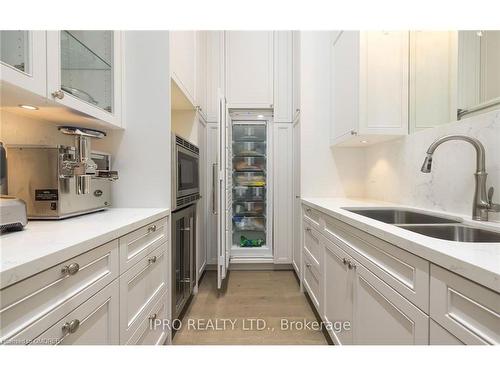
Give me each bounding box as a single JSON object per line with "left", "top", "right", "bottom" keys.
{"left": 360, "top": 140, "right": 368, "bottom": 144}
{"left": 19, "top": 104, "right": 39, "bottom": 110}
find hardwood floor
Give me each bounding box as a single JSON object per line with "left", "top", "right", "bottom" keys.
{"left": 172, "top": 270, "right": 328, "bottom": 345}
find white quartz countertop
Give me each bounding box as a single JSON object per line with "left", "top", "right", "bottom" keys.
{"left": 0, "top": 208, "right": 170, "bottom": 289}
{"left": 301, "top": 197, "right": 500, "bottom": 293}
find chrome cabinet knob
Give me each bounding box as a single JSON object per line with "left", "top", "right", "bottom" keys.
{"left": 51, "top": 90, "right": 65, "bottom": 99}
{"left": 149, "top": 313, "right": 157, "bottom": 321}
{"left": 347, "top": 261, "right": 356, "bottom": 270}
{"left": 305, "top": 227, "right": 311, "bottom": 232}
{"left": 342, "top": 258, "right": 348, "bottom": 265}
{"left": 61, "top": 262, "right": 80, "bottom": 276}
{"left": 62, "top": 319, "right": 80, "bottom": 335}
{"left": 148, "top": 224, "right": 157, "bottom": 233}
{"left": 306, "top": 263, "right": 311, "bottom": 268}
{"left": 148, "top": 255, "right": 157, "bottom": 264}
{"left": 305, "top": 208, "right": 311, "bottom": 213}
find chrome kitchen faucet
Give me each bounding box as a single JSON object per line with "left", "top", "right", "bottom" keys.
{"left": 421, "top": 135, "right": 500, "bottom": 221}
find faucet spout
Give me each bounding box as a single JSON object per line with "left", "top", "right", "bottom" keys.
{"left": 421, "top": 135, "right": 495, "bottom": 221}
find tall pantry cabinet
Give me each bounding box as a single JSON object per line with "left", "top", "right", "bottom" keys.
{"left": 202, "top": 31, "right": 299, "bottom": 276}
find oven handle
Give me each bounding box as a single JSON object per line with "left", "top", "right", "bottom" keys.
{"left": 212, "top": 163, "right": 217, "bottom": 215}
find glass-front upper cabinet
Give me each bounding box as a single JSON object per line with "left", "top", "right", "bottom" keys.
{"left": 46, "top": 31, "right": 122, "bottom": 127}
{"left": 0, "top": 31, "right": 47, "bottom": 96}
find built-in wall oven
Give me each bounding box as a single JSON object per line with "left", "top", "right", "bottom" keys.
{"left": 171, "top": 204, "right": 196, "bottom": 320}
{"left": 172, "top": 134, "right": 200, "bottom": 210}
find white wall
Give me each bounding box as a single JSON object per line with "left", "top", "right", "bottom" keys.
{"left": 109, "top": 31, "right": 171, "bottom": 208}
{"left": 299, "top": 31, "right": 365, "bottom": 198}
{"left": 364, "top": 109, "right": 500, "bottom": 222}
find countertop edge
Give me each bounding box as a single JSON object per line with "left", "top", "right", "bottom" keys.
{"left": 301, "top": 198, "right": 500, "bottom": 294}
{"left": 0, "top": 208, "right": 170, "bottom": 289}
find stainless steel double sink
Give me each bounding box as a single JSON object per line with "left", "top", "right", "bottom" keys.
{"left": 342, "top": 208, "right": 500, "bottom": 243}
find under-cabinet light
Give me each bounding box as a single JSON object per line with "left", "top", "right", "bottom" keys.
{"left": 360, "top": 140, "right": 368, "bottom": 144}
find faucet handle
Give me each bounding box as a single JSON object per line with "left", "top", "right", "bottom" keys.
{"left": 488, "top": 187, "right": 500, "bottom": 213}
{"left": 488, "top": 187, "right": 494, "bottom": 204}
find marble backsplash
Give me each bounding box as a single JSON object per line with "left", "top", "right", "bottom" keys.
{"left": 363, "top": 109, "right": 500, "bottom": 222}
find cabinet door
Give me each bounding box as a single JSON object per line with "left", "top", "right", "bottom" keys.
{"left": 331, "top": 31, "right": 360, "bottom": 143}
{"left": 323, "top": 238, "right": 353, "bottom": 345}
{"left": 206, "top": 31, "right": 224, "bottom": 122}
{"left": 430, "top": 319, "right": 464, "bottom": 345}
{"left": 353, "top": 261, "right": 429, "bottom": 345}
{"left": 292, "top": 31, "right": 301, "bottom": 120}
{"left": 170, "top": 30, "right": 196, "bottom": 105}
{"left": 225, "top": 31, "right": 274, "bottom": 108}
{"left": 291, "top": 118, "right": 301, "bottom": 274}
{"left": 273, "top": 123, "right": 293, "bottom": 263}
{"left": 359, "top": 31, "right": 409, "bottom": 135}
{"left": 33, "top": 280, "right": 119, "bottom": 345}
{"left": 119, "top": 243, "right": 168, "bottom": 344}
{"left": 46, "top": 30, "right": 122, "bottom": 128}
{"left": 0, "top": 31, "right": 47, "bottom": 96}
{"left": 273, "top": 31, "right": 293, "bottom": 122}
{"left": 196, "top": 31, "right": 207, "bottom": 119}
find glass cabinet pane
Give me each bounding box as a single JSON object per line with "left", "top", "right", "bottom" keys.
{"left": 60, "top": 30, "right": 114, "bottom": 112}
{"left": 0, "top": 31, "right": 30, "bottom": 73}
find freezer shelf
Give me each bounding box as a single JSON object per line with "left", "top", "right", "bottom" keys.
{"left": 233, "top": 124, "right": 266, "bottom": 142}
{"left": 233, "top": 156, "right": 266, "bottom": 172}
{"left": 233, "top": 186, "right": 266, "bottom": 202}
{"left": 234, "top": 171, "right": 266, "bottom": 187}
{"left": 233, "top": 141, "right": 266, "bottom": 157}
{"left": 233, "top": 216, "right": 266, "bottom": 231}
{"left": 233, "top": 230, "right": 266, "bottom": 248}
{"left": 233, "top": 202, "right": 266, "bottom": 217}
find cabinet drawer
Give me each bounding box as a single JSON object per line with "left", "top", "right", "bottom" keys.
{"left": 302, "top": 205, "right": 321, "bottom": 230}
{"left": 302, "top": 222, "right": 322, "bottom": 265}
{"left": 429, "top": 319, "right": 464, "bottom": 345}
{"left": 120, "top": 242, "right": 168, "bottom": 344}
{"left": 322, "top": 214, "right": 429, "bottom": 313}
{"left": 119, "top": 217, "right": 168, "bottom": 273}
{"left": 127, "top": 292, "right": 169, "bottom": 345}
{"left": 430, "top": 265, "right": 500, "bottom": 345}
{"left": 32, "top": 279, "right": 119, "bottom": 345}
{"left": 303, "top": 250, "right": 321, "bottom": 310}
{"left": 0, "top": 240, "right": 118, "bottom": 344}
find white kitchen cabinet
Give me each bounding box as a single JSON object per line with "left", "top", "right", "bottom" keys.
{"left": 323, "top": 237, "right": 353, "bottom": 345}
{"left": 46, "top": 31, "right": 123, "bottom": 128}
{"left": 429, "top": 319, "right": 464, "bottom": 345}
{"left": 331, "top": 31, "right": 409, "bottom": 147}
{"left": 273, "top": 31, "right": 293, "bottom": 122}
{"left": 225, "top": 31, "right": 274, "bottom": 108}
{"left": 206, "top": 31, "right": 224, "bottom": 122}
{"left": 352, "top": 260, "right": 429, "bottom": 344}
{"left": 430, "top": 265, "right": 500, "bottom": 345}
{"left": 170, "top": 30, "right": 196, "bottom": 106}
{"left": 273, "top": 123, "right": 293, "bottom": 263}
{"left": 195, "top": 30, "right": 208, "bottom": 120}
{"left": 33, "top": 280, "right": 119, "bottom": 345}
{"left": 292, "top": 31, "right": 301, "bottom": 120}
{"left": 0, "top": 31, "right": 47, "bottom": 97}
{"left": 119, "top": 243, "right": 168, "bottom": 344}
{"left": 127, "top": 292, "right": 169, "bottom": 345}
{"left": 291, "top": 117, "right": 301, "bottom": 275}
{"left": 409, "top": 31, "right": 458, "bottom": 132}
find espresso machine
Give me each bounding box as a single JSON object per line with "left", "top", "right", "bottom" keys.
{"left": 7, "top": 127, "right": 119, "bottom": 219}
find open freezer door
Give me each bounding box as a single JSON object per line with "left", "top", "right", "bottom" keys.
{"left": 216, "top": 93, "right": 228, "bottom": 289}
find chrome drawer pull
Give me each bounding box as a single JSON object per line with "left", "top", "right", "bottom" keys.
{"left": 149, "top": 313, "right": 157, "bottom": 321}
{"left": 62, "top": 319, "right": 80, "bottom": 335}
{"left": 342, "top": 258, "right": 348, "bottom": 265}
{"left": 306, "top": 227, "right": 312, "bottom": 232}
{"left": 148, "top": 224, "right": 157, "bottom": 233}
{"left": 305, "top": 208, "right": 311, "bottom": 213}
{"left": 306, "top": 263, "right": 312, "bottom": 268}
{"left": 61, "top": 262, "right": 80, "bottom": 276}
{"left": 347, "top": 261, "right": 356, "bottom": 270}
{"left": 148, "top": 255, "right": 157, "bottom": 264}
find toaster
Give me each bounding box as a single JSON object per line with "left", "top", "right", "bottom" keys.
{"left": 0, "top": 196, "right": 27, "bottom": 232}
